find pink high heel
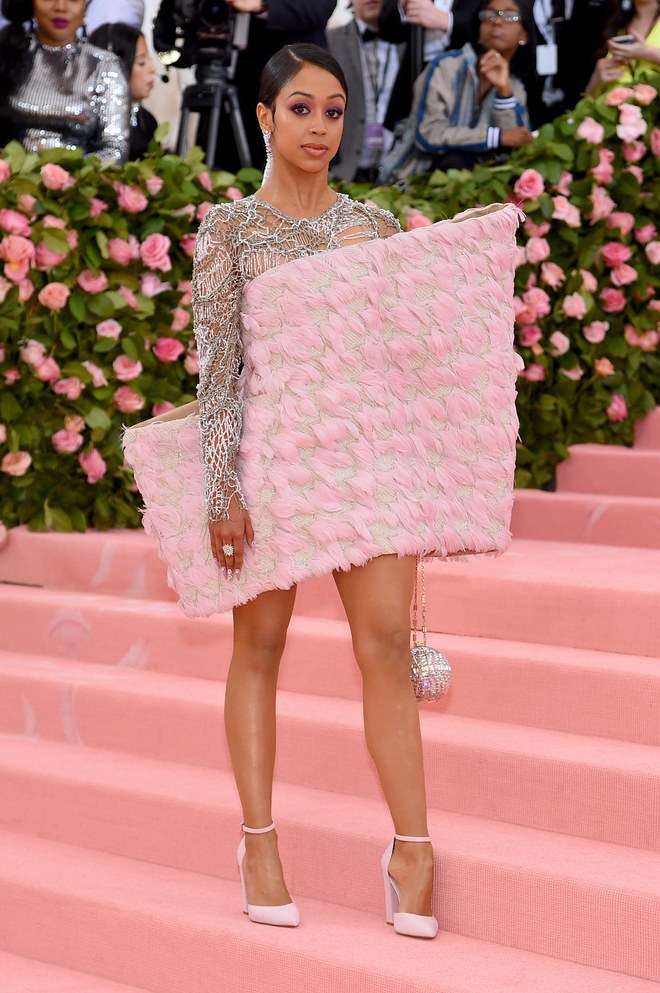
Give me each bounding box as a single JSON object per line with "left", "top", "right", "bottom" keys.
{"left": 381, "top": 834, "right": 438, "bottom": 938}
{"left": 237, "top": 822, "right": 300, "bottom": 927}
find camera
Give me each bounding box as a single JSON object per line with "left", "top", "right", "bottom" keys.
{"left": 153, "top": 0, "right": 250, "bottom": 69}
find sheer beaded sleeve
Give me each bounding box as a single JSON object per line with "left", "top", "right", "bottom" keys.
{"left": 193, "top": 204, "right": 247, "bottom": 522}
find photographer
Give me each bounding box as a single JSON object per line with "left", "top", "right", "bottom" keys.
{"left": 153, "top": 0, "right": 336, "bottom": 169}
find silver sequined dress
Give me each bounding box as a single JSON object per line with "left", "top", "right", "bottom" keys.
{"left": 4, "top": 38, "right": 130, "bottom": 162}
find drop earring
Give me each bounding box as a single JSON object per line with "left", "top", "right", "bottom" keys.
{"left": 261, "top": 130, "right": 273, "bottom": 185}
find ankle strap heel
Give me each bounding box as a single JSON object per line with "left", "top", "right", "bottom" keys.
{"left": 237, "top": 821, "right": 300, "bottom": 927}
{"left": 381, "top": 834, "right": 438, "bottom": 939}
{"left": 394, "top": 834, "right": 432, "bottom": 843}
{"left": 242, "top": 821, "right": 276, "bottom": 835}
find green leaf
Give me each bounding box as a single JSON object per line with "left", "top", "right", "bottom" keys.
{"left": 60, "top": 327, "right": 77, "bottom": 349}
{"left": 122, "top": 337, "right": 139, "bottom": 361}
{"left": 44, "top": 504, "right": 73, "bottom": 532}
{"left": 69, "top": 293, "right": 87, "bottom": 322}
{"left": 96, "top": 231, "right": 109, "bottom": 259}
{"left": 85, "top": 406, "right": 112, "bottom": 430}
{"left": 0, "top": 393, "right": 22, "bottom": 422}
{"left": 42, "top": 228, "right": 70, "bottom": 253}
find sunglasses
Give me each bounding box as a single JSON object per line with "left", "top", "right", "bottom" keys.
{"left": 479, "top": 9, "right": 524, "bottom": 22}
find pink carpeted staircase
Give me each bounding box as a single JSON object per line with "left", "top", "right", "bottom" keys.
{"left": 0, "top": 412, "right": 659, "bottom": 993}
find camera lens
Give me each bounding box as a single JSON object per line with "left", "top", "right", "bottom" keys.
{"left": 198, "top": 0, "right": 229, "bottom": 30}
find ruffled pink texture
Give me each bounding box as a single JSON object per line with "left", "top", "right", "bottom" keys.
{"left": 123, "top": 204, "right": 523, "bottom": 617}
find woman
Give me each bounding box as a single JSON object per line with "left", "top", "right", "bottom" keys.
{"left": 89, "top": 22, "right": 157, "bottom": 159}
{"left": 0, "top": 0, "right": 130, "bottom": 161}
{"left": 410, "top": 0, "right": 536, "bottom": 172}
{"left": 586, "top": 0, "right": 660, "bottom": 94}
{"left": 193, "top": 43, "right": 438, "bottom": 938}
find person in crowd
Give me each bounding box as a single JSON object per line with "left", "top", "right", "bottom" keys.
{"left": 327, "top": 0, "right": 407, "bottom": 182}
{"left": 401, "top": 0, "right": 536, "bottom": 174}
{"left": 189, "top": 42, "right": 440, "bottom": 938}
{"left": 89, "top": 22, "right": 158, "bottom": 158}
{"left": 0, "top": 0, "right": 130, "bottom": 161}
{"left": 534, "top": 0, "right": 610, "bottom": 119}
{"left": 86, "top": 0, "right": 143, "bottom": 33}
{"left": 585, "top": 0, "right": 660, "bottom": 93}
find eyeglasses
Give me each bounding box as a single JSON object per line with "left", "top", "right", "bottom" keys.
{"left": 479, "top": 9, "right": 523, "bottom": 22}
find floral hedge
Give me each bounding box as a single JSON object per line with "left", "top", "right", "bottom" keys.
{"left": 0, "top": 79, "right": 659, "bottom": 533}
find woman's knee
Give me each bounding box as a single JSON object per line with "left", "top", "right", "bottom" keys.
{"left": 353, "top": 623, "right": 411, "bottom": 675}
{"left": 232, "top": 625, "right": 288, "bottom": 674}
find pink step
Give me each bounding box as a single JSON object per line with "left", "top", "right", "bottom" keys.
{"left": 0, "top": 670, "right": 657, "bottom": 851}
{"left": 0, "top": 784, "right": 658, "bottom": 981}
{"left": 511, "top": 489, "right": 660, "bottom": 548}
{"left": 0, "top": 951, "right": 151, "bottom": 993}
{"left": 556, "top": 445, "right": 660, "bottom": 497}
{"left": 635, "top": 407, "right": 660, "bottom": 449}
{"left": 0, "top": 832, "right": 655, "bottom": 993}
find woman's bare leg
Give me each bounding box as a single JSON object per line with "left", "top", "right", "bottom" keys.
{"left": 225, "top": 585, "right": 297, "bottom": 907}
{"left": 333, "top": 554, "right": 434, "bottom": 916}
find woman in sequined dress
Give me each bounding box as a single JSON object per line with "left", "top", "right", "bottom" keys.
{"left": 191, "top": 43, "right": 438, "bottom": 939}
{"left": 0, "top": 0, "right": 130, "bottom": 162}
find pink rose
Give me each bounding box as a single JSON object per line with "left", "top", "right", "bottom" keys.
{"left": 52, "top": 376, "right": 84, "bottom": 400}
{"left": 523, "top": 218, "right": 550, "bottom": 237}
{"left": 40, "top": 163, "right": 75, "bottom": 191}
{"left": 116, "top": 183, "right": 148, "bottom": 213}
{"left": 549, "top": 331, "right": 571, "bottom": 355}
{"left": 78, "top": 270, "right": 108, "bottom": 294}
{"left": 154, "top": 337, "right": 185, "bottom": 362}
{"left": 0, "top": 160, "right": 10, "bottom": 183}
{"left": 96, "top": 318, "right": 122, "bottom": 340}
{"left": 540, "top": 262, "right": 565, "bottom": 289}
{"left": 170, "top": 307, "right": 190, "bottom": 332}
{"left": 594, "top": 357, "right": 615, "bottom": 376}
{"left": 82, "top": 360, "right": 108, "bottom": 388}
{"left": 20, "top": 339, "right": 46, "bottom": 365}
{"left": 42, "top": 215, "right": 65, "bottom": 229}
{"left": 118, "top": 285, "right": 138, "bottom": 309}
{"left": 513, "top": 169, "right": 544, "bottom": 201}
{"left": 590, "top": 187, "right": 615, "bottom": 224}
{"left": 590, "top": 148, "right": 615, "bottom": 185}
{"left": 583, "top": 320, "right": 609, "bottom": 343}
{"left": 552, "top": 195, "right": 581, "bottom": 228}
{"left": 113, "top": 385, "right": 145, "bottom": 412}
{"left": 33, "top": 357, "right": 61, "bottom": 382}
{"left": 0, "top": 424, "right": 6, "bottom": 444}
{"left": 624, "top": 323, "right": 658, "bottom": 350}
{"left": 1, "top": 450, "right": 31, "bottom": 475}
{"left": 606, "top": 212, "right": 635, "bottom": 236}
{"left": 518, "top": 324, "right": 542, "bottom": 346}
{"left": 146, "top": 175, "right": 164, "bottom": 195}
{"left": 0, "top": 277, "right": 11, "bottom": 303}
{"left": 611, "top": 263, "right": 637, "bottom": 287}
{"left": 645, "top": 242, "right": 660, "bottom": 265}
{"left": 89, "top": 197, "right": 108, "bottom": 218}
{"left": 4, "top": 368, "right": 20, "bottom": 385}
{"left": 622, "top": 140, "right": 646, "bottom": 163}
{"left": 38, "top": 282, "right": 70, "bottom": 309}
{"left": 576, "top": 117, "right": 604, "bottom": 144}
{"left": 607, "top": 394, "right": 627, "bottom": 422}
{"left": 197, "top": 170, "right": 213, "bottom": 192}
{"left": 0, "top": 234, "right": 35, "bottom": 282}
{"left": 17, "top": 193, "right": 35, "bottom": 215}
{"left": 140, "top": 232, "right": 172, "bottom": 272}
{"left": 113, "top": 355, "right": 143, "bottom": 381}
{"left": 172, "top": 204, "right": 196, "bottom": 219}
{"left": 65, "top": 414, "right": 85, "bottom": 432}
{"left": 652, "top": 128, "right": 660, "bottom": 157}
{"left": 605, "top": 86, "right": 634, "bottom": 107}
{"left": 624, "top": 164, "right": 644, "bottom": 184}
{"left": 67, "top": 229, "right": 78, "bottom": 250}
{"left": 552, "top": 171, "right": 573, "bottom": 196}
{"left": 633, "top": 83, "right": 657, "bottom": 105}
{"left": 224, "top": 187, "right": 244, "bottom": 201}
{"left": 196, "top": 201, "right": 214, "bottom": 222}
{"left": 601, "top": 241, "right": 632, "bottom": 267}
{"left": 184, "top": 350, "right": 199, "bottom": 375}
{"left": 140, "top": 273, "right": 171, "bottom": 297}
{"left": 562, "top": 293, "right": 587, "bottom": 319}
{"left": 616, "top": 103, "right": 647, "bottom": 142}
{"left": 405, "top": 208, "right": 433, "bottom": 230}
{"left": 18, "top": 278, "right": 33, "bottom": 302}
{"left": 78, "top": 448, "right": 107, "bottom": 484}
{"left": 600, "top": 287, "right": 626, "bottom": 312}
{"left": 560, "top": 366, "right": 584, "bottom": 380}
{"left": 580, "top": 269, "right": 598, "bottom": 292}
{"left": 108, "top": 236, "right": 139, "bottom": 265}
{"left": 180, "top": 233, "right": 197, "bottom": 257}
{"left": 525, "top": 237, "right": 550, "bottom": 264}
{"left": 35, "top": 243, "right": 67, "bottom": 270}
{"left": 177, "top": 280, "right": 192, "bottom": 305}
{"left": 521, "top": 363, "right": 546, "bottom": 381}
{"left": 0, "top": 208, "right": 31, "bottom": 236}
{"left": 522, "top": 286, "right": 551, "bottom": 319}
{"left": 635, "top": 224, "right": 657, "bottom": 244}
{"left": 152, "top": 401, "right": 176, "bottom": 416}
{"left": 51, "top": 429, "right": 83, "bottom": 453}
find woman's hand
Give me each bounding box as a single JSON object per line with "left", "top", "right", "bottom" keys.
{"left": 585, "top": 56, "right": 625, "bottom": 93}
{"left": 479, "top": 49, "right": 512, "bottom": 96}
{"left": 500, "top": 126, "right": 534, "bottom": 147}
{"left": 403, "top": 0, "right": 451, "bottom": 31}
{"left": 607, "top": 30, "right": 652, "bottom": 64}
{"left": 209, "top": 494, "right": 255, "bottom": 578}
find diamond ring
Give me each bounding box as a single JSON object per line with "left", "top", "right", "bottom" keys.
{"left": 222, "top": 543, "right": 234, "bottom": 557}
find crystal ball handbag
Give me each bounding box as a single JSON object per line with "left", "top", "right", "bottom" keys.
{"left": 410, "top": 560, "right": 452, "bottom": 702}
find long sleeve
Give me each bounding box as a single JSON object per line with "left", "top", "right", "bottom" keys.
{"left": 93, "top": 54, "right": 130, "bottom": 163}
{"left": 192, "top": 204, "right": 247, "bottom": 522}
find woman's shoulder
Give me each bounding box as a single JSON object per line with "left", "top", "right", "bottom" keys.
{"left": 83, "top": 41, "right": 125, "bottom": 76}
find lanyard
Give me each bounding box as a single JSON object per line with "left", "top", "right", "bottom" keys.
{"left": 360, "top": 35, "right": 393, "bottom": 121}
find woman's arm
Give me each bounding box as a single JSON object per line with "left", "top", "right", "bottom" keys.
{"left": 93, "top": 54, "right": 131, "bottom": 163}
{"left": 193, "top": 204, "right": 248, "bottom": 523}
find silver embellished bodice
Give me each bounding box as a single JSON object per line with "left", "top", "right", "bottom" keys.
{"left": 192, "top": 193, "right": 400, "bottom": 521}
{"left": 5, "top": 39, "right": 130, "bottom": 162}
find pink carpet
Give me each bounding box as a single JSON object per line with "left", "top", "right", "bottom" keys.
{"left": 0, "top": 410, "right": 659, "bottom": 992}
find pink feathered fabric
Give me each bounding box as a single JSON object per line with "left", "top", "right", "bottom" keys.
{"left": 123, "top": 204, "right": 524, "bottom": 617}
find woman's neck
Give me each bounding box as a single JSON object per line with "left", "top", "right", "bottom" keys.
{"left": 257, "top": 167, "right": 336, "bottom": 218}
{"left": 36, "top": 31, "right": 78, "bottom": 47}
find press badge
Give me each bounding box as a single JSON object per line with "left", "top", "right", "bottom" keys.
{"left": 536, "top": 43, "right": 558, "bottom": 76}
{"left": 366, "top": 122, "right": 386, "bottom": 150}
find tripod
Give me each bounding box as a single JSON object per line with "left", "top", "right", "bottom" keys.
{"left": 176, "top": 57, "right": 252, "bottom": 168}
